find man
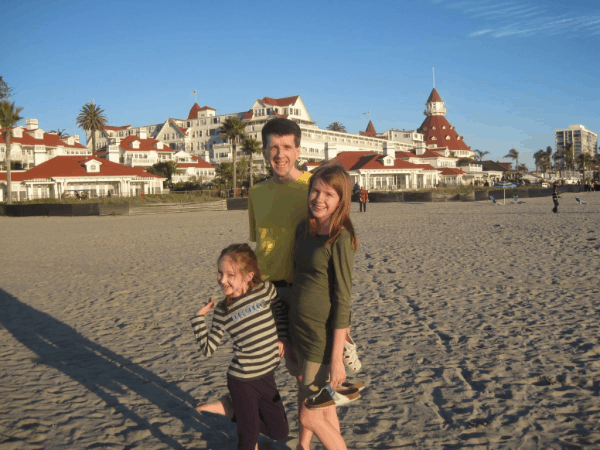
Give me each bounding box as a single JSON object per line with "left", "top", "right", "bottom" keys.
{"left": 248, "top": 118, "right": 312, "bottom": 285}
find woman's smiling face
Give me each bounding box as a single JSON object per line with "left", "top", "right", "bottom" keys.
{"left": 309, "top": 179, "right": 340, "bottom": 228}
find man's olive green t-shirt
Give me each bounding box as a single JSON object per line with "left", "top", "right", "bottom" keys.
{"left": 248, "top": 172, "right": 312, "bottom": 282}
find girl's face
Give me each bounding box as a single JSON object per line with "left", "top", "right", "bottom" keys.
{"left": 309, "top": 178, "right": 341, "bottom": 228}
{"left": 218, "top": 257, "right": 253, "bottom": 298}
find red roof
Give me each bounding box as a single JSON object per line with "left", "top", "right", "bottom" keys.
{"left": 119, "top": 135, "right": 173, "bottom": 152}
{"left": 179, "top": 156, "right": 214, "bottom": 169}
{"left": 0, "top": 156, "right": 162, "bottom": 181}
{"left": 259, "top": 96, "right": 299, "bottom": 107}
{"left": 244, "top": 110, "right": 254, "bottom": 119}
{"left": 364, "top": 120, "right": 377, "bottom": 137}
{"left": 427, "top": 88, "right": 443, "bottom": 103}
{"left": 332, "top": 151, "right": 437, "bottom": 172}
{"left": 103, "top": 125, "right": 131, "bottom": 131}
{"left": 0, "top": 127, "right": 86, "bottom": 149}
{"left": 417, "top": 114, "right": 470, "bottom": 151}
{"left": 188, "top": 103, "right": 216, "bottom": 120}
{"left": 438, "top": 167, "right": 466, "bottom": 176}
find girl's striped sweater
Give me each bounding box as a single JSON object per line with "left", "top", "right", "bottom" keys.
{"left": 190, "top": 281, "right": 288, "bottom": 380}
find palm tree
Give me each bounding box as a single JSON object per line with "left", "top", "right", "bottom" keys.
{"left": 0, "top": 101, "right": 24, "bottom": 204}
{"left": 474, "top": 149, "right": 490, "bottom": 161}
{"left": 503, "top": 148, "right": 519, "bottom": 171}
{"left": 327, "top": 122, "right": 346, "bottom": 133}
{"left": 219, "top": 116, "right": 246, "bottom": 197}
{"left": 577, "top": 153, "right": 593, "bottom": 181}
{"left": 50, "top": 128, "right": 69, "bottom": 137}
{"left": 553, "top": 149, "right": 563, "bottom": 178}
{"left": 0, "top": 76, "right": 11, "bottom": 101}
{"left": 241, "top": 136, "right": 262, "bottom": 188}
{"left": 545, "top": 146, "right": 553, "bottom": 172}
{"left": 563, "top": 143, "right": 575, "bottom": 177}
{"left": 76, "top": 101, "right": 107, "bottom": 154}
{"left": 534, "top": 149, "right": 553, "bottom": 173}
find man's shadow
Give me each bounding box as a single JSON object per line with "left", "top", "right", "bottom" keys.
{"left": 0, "top": 289, "right": 236, "bottom": 449}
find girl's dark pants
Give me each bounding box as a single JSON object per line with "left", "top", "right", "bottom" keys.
{"left": 360, "top": 201, "right": 367, "bottom": 212}
{"left": 553, "top": 198, "right": 559, "bottom": 213}
{"left": 227, "top": 372, "right": 288, "bottom": 450}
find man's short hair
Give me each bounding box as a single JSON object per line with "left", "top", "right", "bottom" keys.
{"left": 261, "top": 118, "right": 301, "bottom": 149}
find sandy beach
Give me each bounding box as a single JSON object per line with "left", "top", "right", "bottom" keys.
{"left": 1, "top": 192, "right": 599, "bottom": 449}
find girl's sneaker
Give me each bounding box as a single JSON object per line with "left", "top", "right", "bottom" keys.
{"left": 343, "top": 335, "right": 362, "bottom": 373}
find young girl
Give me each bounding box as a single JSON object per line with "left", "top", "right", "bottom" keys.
{"left": 289, "top": 164, "right": 360, "bottom": 450}
{"left": 191, "top": 244, "right": 289, "bottom": 450}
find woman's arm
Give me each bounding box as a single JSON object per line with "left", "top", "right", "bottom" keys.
{"left": 329, "top": 328, "right": 347, "bottom": 390}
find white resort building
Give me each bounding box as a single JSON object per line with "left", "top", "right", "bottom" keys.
{"left": 87, "top": 88, "right": 478, "bottom": 187}
{"left": 1, "top": 119, "right": 87, "bottom": 169}
{"left": 0, "top": 156, "right": 165, "bottom": 202}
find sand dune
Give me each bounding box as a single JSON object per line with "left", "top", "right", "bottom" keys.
{"left": 1, "top": 192, "right": 599, "bottom": 449}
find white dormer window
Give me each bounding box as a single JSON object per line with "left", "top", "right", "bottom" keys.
{"left": 431, "top": 136, "right": 437, "bottom": 140}
{"left": 84, "top": 159, "right": 101, "bottom": 173}
{"left": 423, "top": 127, "right": 427, "bottom": 130}
{"left": 442, "top": 126, "right": 446, "bottom": 129}
{"left": 432, "top": 126, "right": 437, "bottom": 130}
{"left": 457, "top": 136, "right": 462, "bottom": 140}
{"left": 446, "top": 135, "right": 450, "bottom": 140}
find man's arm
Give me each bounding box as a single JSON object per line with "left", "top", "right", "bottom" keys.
{"left": 248, "top": 192, "right": 256, "bottom": 242}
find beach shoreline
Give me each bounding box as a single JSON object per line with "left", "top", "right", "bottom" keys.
{"left": 1, "top": 193, "right": 599, "bottom": 449}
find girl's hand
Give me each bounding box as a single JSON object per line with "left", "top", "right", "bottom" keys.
{"left": 197, "top": 298, "right": 215, "bottom": 316}
{"left": 329, "top": 357, "right": 346, "bottom": 391}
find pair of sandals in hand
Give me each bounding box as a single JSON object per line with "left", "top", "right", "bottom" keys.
{"left": 305, "top": 334, "right": 365, "bottom": 410}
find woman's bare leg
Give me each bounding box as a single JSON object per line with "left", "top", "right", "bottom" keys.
{"left": 299, "top": 404, "right": 346, "bottom": 450}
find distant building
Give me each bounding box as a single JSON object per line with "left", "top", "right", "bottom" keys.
{"left": 0, "top": 156, "right": 165, "bottom": 202}
{"left": 88, "top": 95, "right": 427, "bottom": 176}
{"left": 330, "top": 150, "right": 439, "bottom": 190}
{"left": 0, "top": 119, "right": 86, "bottom": 169}
{"left": 417, "top": 88, "right": 474, "bottom": 160}
{"left": 554, "top": 125, "right": 598, "bottom": 167}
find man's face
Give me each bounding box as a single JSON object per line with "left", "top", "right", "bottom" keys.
{"left": 263, "top": 134, "right": 301, "bottom": 182}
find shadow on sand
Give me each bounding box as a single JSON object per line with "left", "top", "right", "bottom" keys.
{"left": 0, "top": 289, "right": 238, "bottom": 449}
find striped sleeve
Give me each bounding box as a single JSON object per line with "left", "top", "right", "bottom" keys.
{"left": 190, "top": 307, "right": 226, "bottom": 357}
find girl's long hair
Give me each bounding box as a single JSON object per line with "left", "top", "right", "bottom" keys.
{"left": 217, "top": 243, "right": 262, "bottom": 311}
{"left": 307, "top": 163, "right": 358, "bottom": 250}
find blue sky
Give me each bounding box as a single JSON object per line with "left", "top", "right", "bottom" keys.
{"left": 3, "top": 0, "right": 600, "bottom": 169}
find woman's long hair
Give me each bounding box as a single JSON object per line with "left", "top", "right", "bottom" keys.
{"left": 307, "top": 163, "right": 358, "bottom": 250}
{"left": 217, "top": 243, "right": 262, "bottom": 311}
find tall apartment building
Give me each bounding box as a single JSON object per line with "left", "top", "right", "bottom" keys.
{"left": 555, "top": 125, "right": 598, "bottom": 165}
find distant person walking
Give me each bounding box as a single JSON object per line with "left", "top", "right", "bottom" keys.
{"left": 359, "top": 187, "right": 369, "bottom": 213}
{"left": 552, "top": 182, "right": 560, "bottom": 213}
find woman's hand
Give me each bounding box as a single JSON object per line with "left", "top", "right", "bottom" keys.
{"left": 197, "top": 297, "right": 215, "bottom": 316}
{"left": 329, "top": 357, "right": 346, "bottom": 391}
{"left": 277, "top": 339, "right": 286, "bottom": 358}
